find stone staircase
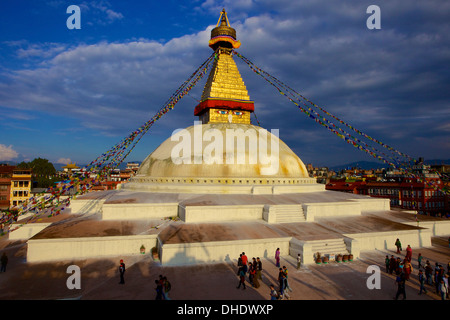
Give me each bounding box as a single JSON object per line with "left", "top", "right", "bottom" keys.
{"left": 274, "top": 205, "right": 306, "bottom": 223}
{"left": 309, "top": 238, "right": 349, "bottom": 257}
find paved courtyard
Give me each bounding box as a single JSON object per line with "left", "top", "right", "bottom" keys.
{"left": 0, "top": 235, "right": 448, "bottom": 301}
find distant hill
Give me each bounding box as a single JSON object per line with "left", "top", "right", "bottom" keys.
{"left": 329, "top": 159, "right": 450, "bottom": 171}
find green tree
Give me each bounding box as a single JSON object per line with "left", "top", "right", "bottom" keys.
{"left": 18, "top": 158, "right": 57, "bottom": 188}
{"left": 29, "top": 158, "right": 56, "bottom": 178}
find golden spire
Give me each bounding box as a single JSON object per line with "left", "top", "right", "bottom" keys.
{"left": 195, "top": 9, "right": 254, "bottom": 125}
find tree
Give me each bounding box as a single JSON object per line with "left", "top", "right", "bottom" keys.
{"left": 28, "top": 158, "right": 56, "bottom": 178}
{"left": 18, "top": 158, "right": 57, "bottom": 188}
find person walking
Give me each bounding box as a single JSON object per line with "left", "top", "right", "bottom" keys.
{"left": 389, "top": 255, "right": 396, "bottom": 274}
{"left": 256, "top": 257, "right": 262, "bottom": 280}
{"left": 237, "top": 254, "right": 243, "bottom": 275}
{"left": 438, "top": 278, "right": 448, "bottom": 300}
{"left": 248, "top": 262, "right": 255, "bottom": 287}
{"left": 385, "top": 255, "right": 390, "bottom": 273}
{"left": 434, "top": 263, "right": 441, "bottom": 293}
{"left": 444, "top": 274, "right": 449, "bottom": 299}
{"left": 395, "top": 238, "right": 402, "bottom": 254}
{"left": 236, "top": 269, "right": 246, "bottom": 290}
{"left": 118, "top": 259, "right": 125, "bottom": 284}
{"left": 425, "top": 261, "right": 433, "bottom": 285}
{"left": 277, "top": 267, "right": 284, "bottom": 298}
{"left": 155, "top": 279, "right": 163, "bottom": 300}
{"left": 394, "top": 272, "right": 406, "bottom": 300}
{"left": 281, "top": 273, "right": 291, "bottom": 300}
{"left": 275, "top": 248, "right": 280, "bottom": 267}
{"left": 163, "top": 276, "right": 172, "bottom": 300}
{"left": 405, "top": 245, "right": 412, "bottom": 262}
{"left": 418, "top": 269, "right": 427, "bottom": 295}
{"left": 241, "top": 252, "right": 248, "bottom": 267}
{"left": 282, "top": 266, "right": 292, "bottom": 292}
{"left": 0, "top": 252, "right": 8, "bottom": 273}
{"left": 404, "top": 259, "right": 413, "bottom": 280}
{"left": 417, "top": 253, "right": 423, "bottom": 269}
{"left": 269, "top": 284, "right": 278, "bottom": 300}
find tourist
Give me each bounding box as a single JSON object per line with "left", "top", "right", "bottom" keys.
{"left": 425, "top": 261, "right": 433, "bottom": 285}
{"left": 241, "top": 252, "right": 248, "bottom": 266}
{"left": 275, "top": 248, "right": 280, "bottom": 267}
{"left": 444, "top": 274, "right": 449, "bottom": 299}
{"left": 256, "top": 257, "right": 262, "bottom": 280}
{"left": 395, "top": 238, "right": 402, "bottom": 253}
{"left": 237, "top": 254, "right": 243, "bottom": 275}
{"left": 155, "top": 280, "right": 163, "bottom": 299}
{"left": 0, "top": 252, "right": 8, "bottom": 273}
{"left": 434, "top": 263, "right": 441, "bottom": 293}
{"left": 281, "top": 272, "right": 291, "bottom": 300}
{"left": 418, "top": 269, "right": 427, "bottom": 295}
{"left": 385, "top": 255, "right": 390, "bottom": 273}
{"left": 297, "top": 253, "right": 302, "bottom": 270}
{"left": 252, "top": 257, "right": 257, "bottom": 273}
{"left": 418, "top": 253, "right": 423, "bottom": 269}
{"left": 118, "top": 259, "right": 125, "bottom": 284}
{"left": 282, "top": 266, "right": 293, "bottom": 292}
{"left": 269, "top": 284, "right": 278, "bottom": 300}
{"left": 163, "top": 276, "right": 172, "bottom": 300}
{"left": 277, "top": 268, "right": 284, "bottom": 297}
{"left": 438, "top": 278, "right": 448, "bottom": 300}
{"left": 389, "top": 255, "right": 396, "bottom": 274}
{"left": 237, "top": 269, "right": 246, "bottom": 290}
{"left": 250, "top": 262, "right": 260, "bottom": 288}
{"left": 403, "top": 259, "right": 413, "bottom": 280}
{"left": 394, "top": 272, "right": 406, "bottom": 300}
{"left": 395, "top": 257, "right": 402, "bottom": 275}
{"left": 405, "top": 245, "right": 412, "bottom": 261}
{"left": 248, "top": 262, "right": 255, "bottom": 286}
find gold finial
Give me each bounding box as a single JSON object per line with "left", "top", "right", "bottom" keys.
{"left": 209, "top": 9, "right": 240, "bottom": 50}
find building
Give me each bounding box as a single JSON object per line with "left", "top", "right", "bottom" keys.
{"left": 326, "top": 175, "right": 449, "bottom": 217}
{"left": 0, "top": 165, "right": 15, "bottom": 210}
{"left": 62, "top": 163, "right": 80, "bottom": 174}
{"left": 10, "top": 168, "right": 32, "bottom": 208}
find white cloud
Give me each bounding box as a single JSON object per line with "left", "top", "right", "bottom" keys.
{"left": 56, "top": 158, "right": 72, "bottom": 164}
{"left": 1, "top": 0, "right": 449, "bottom": 165}
{"left": 0, "top": 144, "right": 19, "bottom": 161}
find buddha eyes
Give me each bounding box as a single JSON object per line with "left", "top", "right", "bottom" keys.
{"left": 216, "top": 110, "right": 243, "bottom": 115}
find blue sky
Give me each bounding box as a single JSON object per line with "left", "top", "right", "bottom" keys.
{"left": 0, "top": 0, "right": 449, "bottom": 168}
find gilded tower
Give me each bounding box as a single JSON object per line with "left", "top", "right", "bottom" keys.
{"left": 194, "top": 9, "right": 255, "bottom": 125}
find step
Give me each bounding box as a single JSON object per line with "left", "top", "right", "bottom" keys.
{"left": 310, "top": 239, "right": 349, "bottom": 256}
{"left": 274, "top": 205, "right": 306, "bottom": 223}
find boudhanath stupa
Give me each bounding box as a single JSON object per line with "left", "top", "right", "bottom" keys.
{"left": 12, "top": 10, "right": 449, "bottom": 266}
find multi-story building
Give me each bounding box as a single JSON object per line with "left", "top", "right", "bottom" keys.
{"left": 0, "top": 165, "right": 15, "bottom": 210}
{"left": 10, "top": 168, "right": 32, "bottom": 208}
{"left": 326, "top": 175, "right": 448, "bottom": 217}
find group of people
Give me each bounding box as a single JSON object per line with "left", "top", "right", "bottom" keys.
{"left": 236, "top": 249, "right": 296, "bottom": 300}
{"left": 117, "top": 259, "right": 172, "bottom": 300}
{"left": 155, "top": 274, "right": 172, "bottom": 300}
{"left": 387, "top": 239, "right": 449, "bottom": 300}
{"left": 236, "top": 252, "right": 263, "bottom": 290}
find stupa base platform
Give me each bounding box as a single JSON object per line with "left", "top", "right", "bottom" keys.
{"left": 21, "top": 188, "right": 449, "bottom": 265}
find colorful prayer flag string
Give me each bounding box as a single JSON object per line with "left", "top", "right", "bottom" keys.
{"left": 0, "top": 52, "right": 215, "bottom": 236}
{"left": 233, "top": 50, "right": 447, "bottom": 195}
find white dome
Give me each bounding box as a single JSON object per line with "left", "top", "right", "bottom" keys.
{"left": 135, "top": 123, "right": 309, "bottom": 179}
